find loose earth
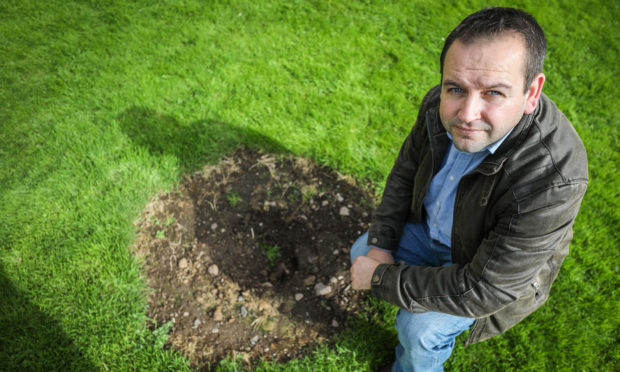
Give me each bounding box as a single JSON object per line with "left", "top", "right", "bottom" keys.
{"left": 133, "top": 148, "right": 376, "bottom": 370}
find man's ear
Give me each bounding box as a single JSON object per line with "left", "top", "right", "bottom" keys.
{"left": 524, "top": 73, "right": 545, "bottom": 114}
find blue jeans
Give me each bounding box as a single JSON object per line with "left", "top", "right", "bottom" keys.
{"left": 350, "top": 223, "right": 474, "bottom": 372}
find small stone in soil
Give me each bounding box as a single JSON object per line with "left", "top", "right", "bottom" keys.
{"left": 213, "top": 307, "right": 223, "bottom": 321}
{"left": 303, "top": 275, "right": 316, "bottom": 286}
{"left": 208, "top": 264, "right": 219, "bottom": 276}
{"left": 314, "top": 283, "right": 332, "bottom": 296}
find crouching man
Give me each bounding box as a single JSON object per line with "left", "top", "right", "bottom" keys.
{"left": 350, "top": 7, "right": 588, "bottom": 372}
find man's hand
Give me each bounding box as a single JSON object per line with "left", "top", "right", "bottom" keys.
{"left": 351, "top": 248, "right": 394, "bottom": 290}
{"left": 366, "top": 247, "right": 395, "bottom": 265}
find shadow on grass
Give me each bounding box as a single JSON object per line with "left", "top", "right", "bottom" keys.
{"left": 335, "top": 314, "right": 399, "bottom": 370}
{"left": 118, "top": 106, "right": 290, "bottom": 173}
{"left": 0, "top": 265, "right": 97, "bottom": 371}
{"left": 118, "top": 106, "right": 399, "bottom": 369}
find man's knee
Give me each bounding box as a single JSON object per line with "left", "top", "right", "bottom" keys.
{"left": 395, "top": 310, "right": 472, "bottom": 352}
{"left": 350, "top": 232, "right": 370, "bottom": 264}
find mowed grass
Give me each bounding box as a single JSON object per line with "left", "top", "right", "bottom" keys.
{"left": 1, "top": 0, "right": 618, "bottom": 370}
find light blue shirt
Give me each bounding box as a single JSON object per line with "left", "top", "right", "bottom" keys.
{"left": 423, "top": 130, "right": 512, "bottom": 247}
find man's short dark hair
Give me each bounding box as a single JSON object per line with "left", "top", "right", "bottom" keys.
{"left": 440, "top": 7, "right": 546, "bottom": 91}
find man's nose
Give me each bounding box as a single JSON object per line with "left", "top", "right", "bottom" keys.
{"left": 457, "top": 94, "right": 482, "bottom": 123}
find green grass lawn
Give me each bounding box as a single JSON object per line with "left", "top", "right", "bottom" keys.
{"left": 1, "top": 0, "right": 618, "bottom": 370}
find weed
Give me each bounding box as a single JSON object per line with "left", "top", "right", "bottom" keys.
{"left": 226, "top": 192, "right": 241, "bottom": 207}
{"left": 163, "top": 216, "right": 175, "bottom": 226}
{"left": 260, "top": 243, "right": 281, "bottom": 267}
{"left": 302, "top": 187, "right": 317, "bottom": 202}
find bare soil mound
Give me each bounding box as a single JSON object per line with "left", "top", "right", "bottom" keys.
{"left": 133, "top": 148, "right": 376, "bottom": 370}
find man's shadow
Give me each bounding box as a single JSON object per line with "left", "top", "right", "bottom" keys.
{"left": 117, "top": 106, "right": 289, "bottom": 173}
{"left": 118, "top": 107, "right": 399, "bottom": 368}
{"left": 0, "top": 265, "right": 96, "bottom": 371}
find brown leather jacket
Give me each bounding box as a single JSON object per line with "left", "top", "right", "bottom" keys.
{"left": 368, "top": 85, "right": 588, "bottom": 344}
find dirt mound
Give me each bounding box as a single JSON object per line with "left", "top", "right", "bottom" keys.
{"left": 132, "top": 148, "right": 376, "bottom": 370}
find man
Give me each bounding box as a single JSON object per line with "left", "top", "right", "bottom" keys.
{"left": 350, "top": 7, "right": 588, "bottom": 372}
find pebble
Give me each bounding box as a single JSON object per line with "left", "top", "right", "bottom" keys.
{"left": 251, "top": 335, "right": 260, "bottom": 345}
{"left": 314, "top": 282, "right": 333, "bottom": 296}
{"left": 212, "top": 328, "right": 219, "bottom": 334}
{"left": 330, "top": 277, "right": 338, "bottom": 284}
{"left": 238, "top": 296, "right": 245, "bottom": 302}
{"left": 339, "top": 206, "right": 350, "bottom": 216}
{"left": 304, "top": 275, "right": 316, "bottom": 286}
{"left": 178, "top": 258, "right": 188, "bottom": 269}
{"left": 295, "top": 293, "right": 304, "bottom": 301}
{"left": 321, "top": 200, "right": 329, "bottom": 206}
{"left": 240, "top": 306, "right": 248, "bottom": 317}
{"left": 336, "top": 193, "right": 344, "bottom": 202}
{"left": 332, "top": 319, "right": 339, "bottom": 328}
{"left": 193, "top": 318, "right": 202, "bottom": 328}
{"left": 213, "top": 307, "right": 224, "bottom": 321}
{"left": 211, "top": 223, "right": 218, "bottom": 230}
{"left": 208, "top": 264, "right": 219, "bottom": 276}
{"left": 183, "top": 312, "right": 190, "bottom": 317}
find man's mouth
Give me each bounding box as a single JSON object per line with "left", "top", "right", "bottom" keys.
{"left": 453, "top": 125, "right": 484, "bottom": 136}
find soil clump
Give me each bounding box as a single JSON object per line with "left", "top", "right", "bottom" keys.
{"left": 133, "top": 147, "right": 376, "bottom": 370}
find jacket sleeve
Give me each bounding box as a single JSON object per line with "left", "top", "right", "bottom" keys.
{"left": 367, "top": 86, "right": 440, "bottom": 251}
{"left": 371, "top": 180, "right": 588, "bottom": 318}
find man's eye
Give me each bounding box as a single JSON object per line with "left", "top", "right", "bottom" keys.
{"left": 448, "top": 87, "right": 463, "bottom": 94}
{"left": 487, "top": 90, "right": 503, "bottom": 96}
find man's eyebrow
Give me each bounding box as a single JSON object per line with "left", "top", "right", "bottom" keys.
{"left": 486, "top": 82, "right": 512, "bottom": 90}
{"left": 442, "top": 80, "right": 461, "bottom": 87}
{"left": 442, "top": 80, "right": 512, "bottom": 89}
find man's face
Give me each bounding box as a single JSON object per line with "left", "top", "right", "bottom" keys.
{"left": 439, "top": 33, "right": 543, "bottom": 153}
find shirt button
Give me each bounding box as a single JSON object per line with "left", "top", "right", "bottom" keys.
{"left": 449, "top": 175, "right": 455, "bottom": 181}
{"left": 372, "top": 274, "right": 380, "bottom": 283}
{"left": 371, "top": 238, "right": 378, "bottom": 244}
{"left": 433, "top": 223, "right": 437, "bottom": 227}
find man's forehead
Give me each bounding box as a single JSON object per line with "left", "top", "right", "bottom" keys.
{"left": 442, "top": 34, "right": 526, "bottom": 87}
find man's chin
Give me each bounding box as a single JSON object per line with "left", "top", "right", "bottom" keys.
{"left": 452, "top": 138, "right": 487, "bottom": 153}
